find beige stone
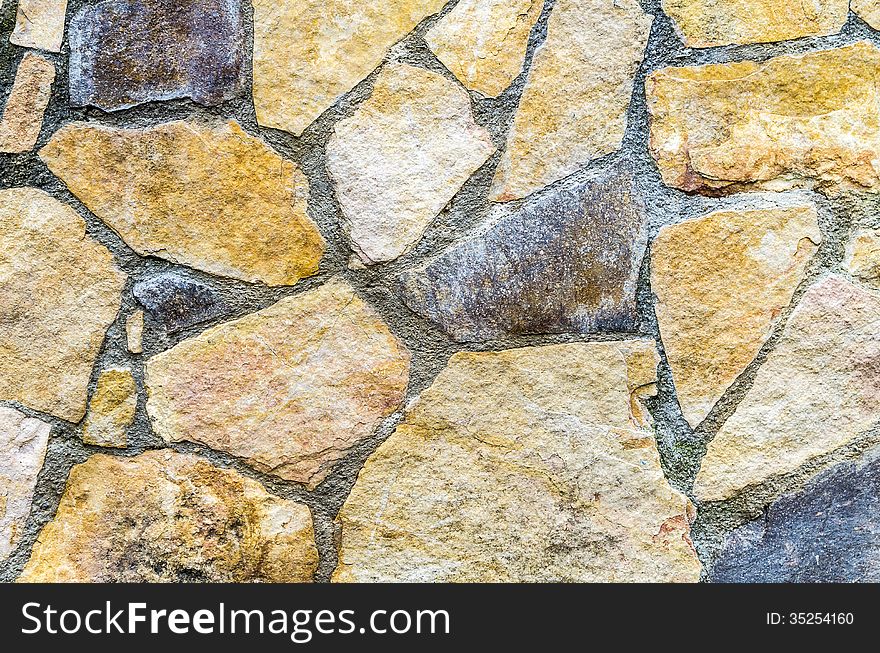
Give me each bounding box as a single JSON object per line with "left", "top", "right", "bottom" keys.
{"left": 853, "top": 0, "right": 880, "bottom": 30}
{"left": 334, "top": 341, "right": 701, "bottom": 582}
{"left": 490, "top": 0, "right": 653, "bottom": 202}
{"left": 694, "top": 275, "right": 880, "bottom": 502}
{"left": 327, "top": 64, "right": 495, "bottom": 264}
{"left": 844, "top": 228, "right": 880, "bottom": 287}
{"left": 18, "top": 451, "right": 318, "bottom": 582}
{"left": 0, "top": 407, "right": 51, "bottom": 560}
{"left": 10, "top": 0, "right": 68, "bottom": 52}
{"left": 147, "top": 279, "right": 411, "bottom": 490}
{"left": 648, "top": 41, "right": 880, "bottom": 197}
{"left": 0, "top": 188, "right": 125, "bottom": 422}
{"left": 82, "top": 368, "right": 136, "bottom": 449}
{"left": 652, "top": 198, "right": 821, "bottom": 428}
{"left": 126, "top": 310, "right": 144, "bottom": 354}
{"left": 0, "top": 53, "right": 55, "bottom": 154}
{"left": 425, "top": 0, "right": 542, "bottom": 97}
{"left": 252, "top": 0, "right": 448, "bottom": 137}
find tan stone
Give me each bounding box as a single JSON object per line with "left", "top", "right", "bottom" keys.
{"left": 126, "top": 310, "right": 144, "bottom": 354}
{"left": 694, "top": 275, "right": 880, "bottom": 502}
{"left": 490, "top": 0, "right": 653, "bottom": 202}
{"left": 252, "top": 0, "right": 448, "bottom": 137}
{"left": 1, "top": 407, "right": 51, "bottom": 560}
{"left": 82, "top": 368, "right": 136, "bottom": 449}
{"left": 425, "top": 0, "right": 542, "bottom": 97}
{"left": 40, "top": 119, "right": 325, "bottom": 286}
{"left": 10, "top": 0, "right": 68, "bottom": 52}
{"left": 327, "top": 64, "right": 495, "bottom": 264}
{"left": 334, "top": 341, "right": 701, "bottom": 583}
{"left": 652, "top": 198, "right": 821, "bottom": 428}
{"left": 648, "top": 42, "right": 880, "bottom": 197}
{"left": 0, "top": 53, "right": 55, "bottom": 154}
{"left": 853, "top": 0, "right": 880, "bottom": 30}
{"left": 0, "top": 188, "right": 125, "bottom": 422}
{"left": 147, "top": 279, "right": 411, "bottom": 490}
{"left": 662, "top": 0, "right": 848, "bottom": 48}
{"left": 844, "top": 228, "right": 880, "bottom": 287}
{"left": 18, "top": 451, "right": 318, "bottom": 582}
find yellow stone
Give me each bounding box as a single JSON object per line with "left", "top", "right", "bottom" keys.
{"left": 252, "top": 0, "right": 448, "bottom": 137}
{"left": 647, "top": 42, "right": 880, "bottom": 196}
{"left": 334, "top": 341, "right": 701, "bottom": 582}
{"left": 82, "top": 367, "right": 137, "bottom": 449}
{"left": 853, "top": 0, "right": 880, "bottom": 30}
{"left": 10, "top": 0, "right": 68, "bottom": 52}
{"left": 0, "top": 53, "right": 55, "bottom": 154}
{"left": 425, "top": 0, "right": 542, "bottom": 97}
{"left": 40, "top": 119, "right": 325, "bottom": 286}
{"left": 844, "top": 228, "right": 880, "bottom": 287}
{"left": 18, "top": 451, "right": 318, "bottom": 582}
{"left": 126, "top": 310, "right": 144, "bottom": 354}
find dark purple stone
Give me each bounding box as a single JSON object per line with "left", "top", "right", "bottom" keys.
{"left": 133, "top": 273, "right": 226, "bottom": 333}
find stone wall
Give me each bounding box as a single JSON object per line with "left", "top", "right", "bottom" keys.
{"left": 2, "top": 0, "right": 880, "bottom": 583}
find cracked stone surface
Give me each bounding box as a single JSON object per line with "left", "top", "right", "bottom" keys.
{"left": 0, "top": 53, "right": 55, "bottom": 154}
{"left": 133, "top": 273, "right": 227, "bottom": 334}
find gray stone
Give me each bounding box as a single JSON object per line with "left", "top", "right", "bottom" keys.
{"left": 133, "top": 273, "right": 226, "bottom": 333}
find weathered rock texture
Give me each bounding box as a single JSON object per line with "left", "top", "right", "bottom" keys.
{"left": 18, "top": 451, "right": 318, "bottom": 582}
{"left": 648, "top": 42, "right": 880, "bottom": 196}
{"left": 40, "top": 120, "right": 325, "bottom": 286}
{"left": 853, "top": 0, "right": 880, "bottom": 30}
{"left": 0, "top": 188, "right": 125, "bottom": 422}
{"left": 652, "top": 199, "right": 821, "bottom": 427}
{"left": 844, "top": 228, "right": 880, "bottom": 287}
{"left": 133, "top": 273, "right": 227, "bottom": 333}
{"left": 490, "top": 0, "right": 653, "bottom": 201}
{"left": 9, "top": 0, "right": 68, "bottom": 52}
{"left": 146, "top": 279, "right": 411, "bottom": 490}
{"left": 126, "top": 310, "right": 145, "bottom": 354}
{"left": 327, "top": 63, "right": 495, "bottom": 264}
{"left": 0, "top": 53, "right": 55, "bottom": 154}
{"left": 82, "top": 368, "right": 137, "bottom": 449}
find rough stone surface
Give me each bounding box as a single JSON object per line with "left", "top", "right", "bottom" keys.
{"left": 648, "top": 41, "right": 880, "bottom": 197}
{"left": 9, "top": 0, "right": 68, "bottom": 52}
{"left": 133, "top": 273, "right": 227, "bottom": 334}
{"left": 399, "top": 166, "right": 647, "bottom": 341}
{"left": 40, "top": 120, "right": 325, "bottom": 286}
{"left": 0, "top": 53, "right": 55, "bottom": 154}
{"left": 82, "top": 368, "right": 136, "bottom": 449}
{"left": 69, "top": 0, "right": 245, "bottom": 111}
{"left": 853, "top": 0, "right": 880, "bottom": 30}
{"left": 18, "top": 451, "right": 318, "bottom": 582}
{"left": 252, "top": 0, "right": 448, "bottom": 137}
{"left": 126, "top": 310, "right": 144, "bottom": 355}
{"left": 424, "top": 0, "right": 542, "bottom": 97}
{"left": 0, "top": 408, "right": 51, "bottom": 561}
{"left": 334, "top": 341, "right": 701, "bottom": 582}
{"left": 0, "top": 188, "right": 126, "bottom": 422}
{"left": 146, "top": 279, "right": 411, "bottom": 490}
{"left": 652, "top": 199, "right": 821, "bottom": 428}
{"left": 844, "top": 228, "right": 880, "bottom": 288}
{"left": 326, "top": 64, "right": 495, "bottom": 264}
{"left": 695, "top": 275, "right": 880, "bottom": 502}
{"left": 662, "top": 0, "right": 848, "bottom": 48}
{"left": 490, "top": 0, "right": 653, "bottom": 202}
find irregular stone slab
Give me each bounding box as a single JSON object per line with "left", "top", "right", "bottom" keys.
{"left": 18, "top": 451, "right": 318, "bottom": 582}
{"left": 126, "top": 310, "right": 144, "bottom": 354}
{"left": 695, "top": 275, "right": 880, "bottom": 502}
{"left": 69, "top": 0, "right": 244, "bottom": 111}
{"left": 146, "top": 279, "right": 411, "bottom": 490}
{"left": 0, "top": 188, "right": 125, "bottom": 422}
{"left": 82, "top": 368, "right": 136, "bottom": 449}
{"left": 490, "top": 0, "right": 653, "bottom": 201}
{"left": 853, "top": 0, "right": 880, "bottom": 30}
{"left": 662, "top": 0, "right": 848, "bottom": 48}
{"left": 0, "top": 53, "right": 55, "bottom": 154}
{"left": 9, "top": 0, "right": 68, "bottom": 52}
{"left": 424, "top": 0, "right": 542, "bottom": 97}
{"left": 648, "top": 42, "right": 880, "bottom": 196}
{"left": 334, "top": 341, "right": 701, "bottom": 582}
{"left": 0, "top": 407, "right": 51, "bottom": 561}
{"left": 844, "top": 228, "right": 880, "bottom": 288}
{"left": 652, "top": 199, "right": 821, "bottom": 428}
{"left": 399, "top": 166, "right": 647, "bottom": 341}
{"left": 327, "top": 64, "right": 495, "bottom": 264}
{"left": 40, "top": 120, "right": 325, "bottom": 286}
{"left": 133, "top": 273, "right": 227, "bottom": 333}
{"left": 713, "top": 451, "right": 880, "bottom": 582}
{"left": 253, "top": 0, "right": 447, "bottom": 137}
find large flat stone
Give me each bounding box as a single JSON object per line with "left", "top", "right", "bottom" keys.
{"left": 9, "top": 0, "right": 68, "bottom": 52}
{"left": 0, "top": 53, "right": 55, "bottom": 154}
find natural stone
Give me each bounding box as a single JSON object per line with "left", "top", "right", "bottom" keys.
{"left": 853, "top": 0, "right": 880, "bottom": 30}
{"left": 399, "top": 165, "right": 647, "bottom": 341}
{"left": 0, "top": 188, "right": 125, "bottom": 422}
{"left": 490, "top": 0, "right": 653, "bottom": 202}
{"left": 146, "top": 279, "right": 411, "bottom": 490}
{"left": 18, "top": 451, "right": 318, "bottom": 582}
{"left": 326, "top": 63, "right": 495, "bottom": 264}
{"left": 69, "top": 0, "right": 244, "bottom": 111}
{"left": 334, "top": 341, "right": 701, "bottom": 582}
{"left": 82, "top": 368, "right": 136, "bottom": 449}
{"left": 9, "top": 0, "right": 68, "bottom": 52}
{"left": 695, "top": 275, "right": 880, "bottom": 502}
{"left": 126, "top": 310, "right": 144, "bottom": 354}
{"left": 647, "top": 41, "right": 880, "bottom": 196}
{"left": 844, "top": 228, "right": 880, "bottom": 287}
{"left": 0, "top": 407, "right": 51, "bottom": 561}
{"left": 252, "top": 0, "right": 448, "bottom": 137}
{"left": 0, "top": 53, "right": 55, "bottom": 154}
{"left": 133, "top": 273, "right": 227, "bottom": 333}
{"left": 662, "top": 0, "right": 848, "bottom": 48}
{"left": 652, "top": 198, "right": 821, "bottom": 428}
{"left": 40, "top": 120, "right": 325, "bottom": 286}
{"left": 424, "top": 0, "right": 543, "bottom": 97}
